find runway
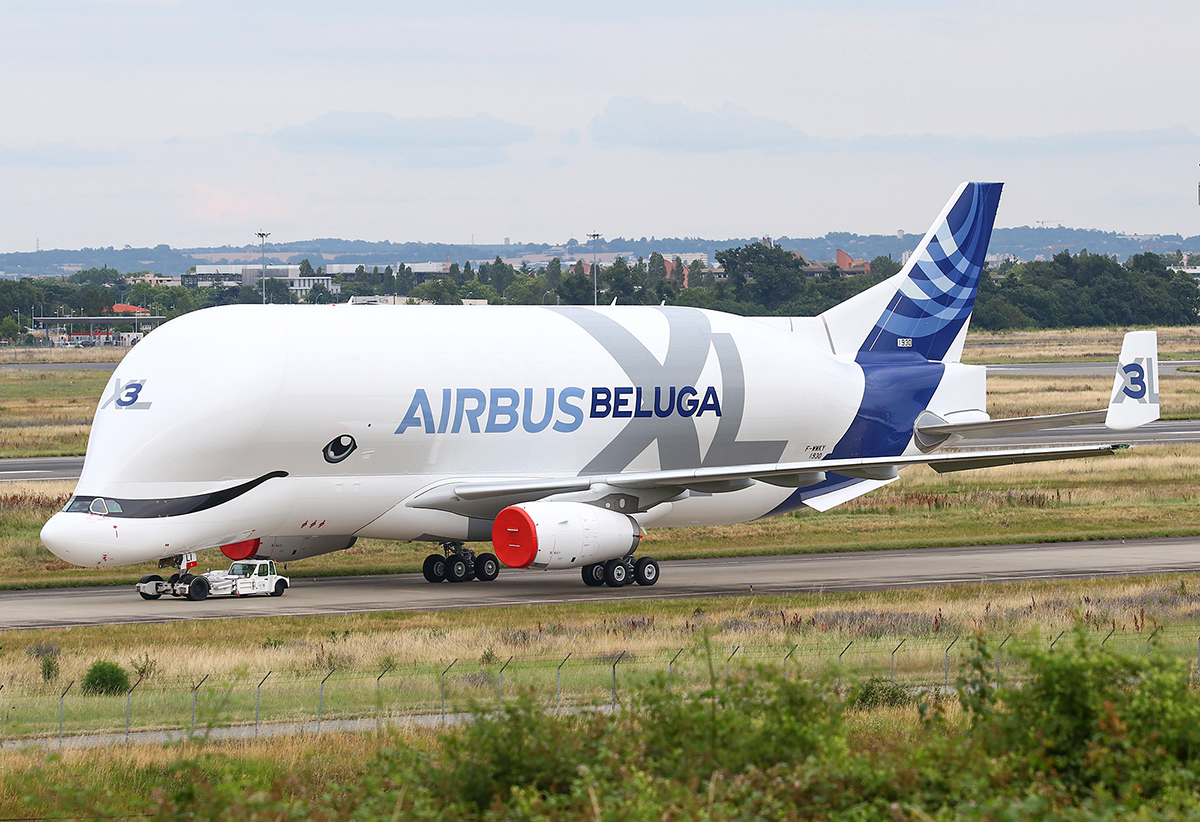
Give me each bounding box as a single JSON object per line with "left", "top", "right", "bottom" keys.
{"left": 4, "top": 536, "right": 1200, "bottom": 629}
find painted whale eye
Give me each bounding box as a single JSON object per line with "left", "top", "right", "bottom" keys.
{"left": 323, "top": 434, "right": 356, "bottom": 464}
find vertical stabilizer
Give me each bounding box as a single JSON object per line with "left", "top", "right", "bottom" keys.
{"left": 820, "top": 182, "right": 1003, "bottom": 363}
{"left": 1106, "top": 330, "right": 1159, "bottom": 430}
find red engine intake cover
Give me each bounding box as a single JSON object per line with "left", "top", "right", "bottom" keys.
{"left": 492, "top": 506, "right": 538, "bottom": 568}
{"left": 220, "top": 538, "right": 260, "bottom": 561}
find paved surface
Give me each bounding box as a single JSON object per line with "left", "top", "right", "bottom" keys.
{"left": 4, "top": 537, "right": 1200, "bottom": 629}
{"left": 3, "top": 712, "right": 462, "bottom": 751}
{"left": 0, "top": 456, "right": 86, "bottom": 482}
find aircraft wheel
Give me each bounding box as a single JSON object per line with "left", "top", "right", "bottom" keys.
{"left": 604, "top": 558, "right": 630, "bottom": 588}
{"left": 423, "top": 554, "right": 446, "bottom": 583}
{"left": 186, "top": 576, "right": 210, "bottom": 602}
{"left": 475, "top": 553, "right": 500, "bottom": 582}
{"left": 270, "top": 580, "right": 287, "bottom": 597}
{"left": 582, "top": 563, "right": 606, "bottom": 587}
{"left": 137, "top": 574, "right": 162, "bottom": 600}
{"left": 166, "top": 572, "right": 182, "bottom": 596}
{"left": 634, "top": 557, "right": 660, "bottom": 586}
{"left": 446, "top": 556, "right": 472, "bottom": 583}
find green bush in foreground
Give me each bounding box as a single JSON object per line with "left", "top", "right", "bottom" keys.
{"left": 80, "top": 659, "right": 130, "bottom": 695}
{"left": 15, "top": 627, "right": 1200, "bottom": 820}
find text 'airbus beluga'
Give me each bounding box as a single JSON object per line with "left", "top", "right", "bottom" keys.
{"left": 41, "top": 183, "right": 1160, "bottom": 598}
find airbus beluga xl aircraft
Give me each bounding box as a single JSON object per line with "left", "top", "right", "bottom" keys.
{"left": 40, "top": 182, "right": 1160, "bottom": 594}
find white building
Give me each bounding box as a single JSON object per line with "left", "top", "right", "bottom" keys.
{"left": 191, "top": 264, "right": 338, "bottom": 299}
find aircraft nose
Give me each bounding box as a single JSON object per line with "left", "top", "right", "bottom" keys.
{"left": 40, "top": 512, "right": 118, "bottom": 568}
{"left": 40, "top": 512, "right": 89, "bottom": 565}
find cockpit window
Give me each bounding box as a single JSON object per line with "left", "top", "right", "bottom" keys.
{"left": 60, "top": 471, "right": 288, "bottom": 519}
{"left": 65, "top": 497, "right": 93, "bottom": 514}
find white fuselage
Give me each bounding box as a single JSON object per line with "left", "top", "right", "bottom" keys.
{"left": 40, "top": 303, "right": 983, "bottom": 568}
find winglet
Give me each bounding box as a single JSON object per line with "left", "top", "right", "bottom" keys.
{"left": 1106, "top": 330, "right": 1159, "bottom": 430}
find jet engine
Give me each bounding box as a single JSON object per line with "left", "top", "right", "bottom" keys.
{"left": 491, "top": 501, "right": 640, "bottom": 570}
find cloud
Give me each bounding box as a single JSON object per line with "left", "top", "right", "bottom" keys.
{"left": 268, "top": 111, "right": 536, "bottom": 167}
{"left": 847, "top": 125, "right": 1200, "bottom": 156}
{"left": 590, "top": 97, "right": 813, "bottom": 153}
{"left": 0, "top": 143, "right": 132, "bottom": 167}
{"left": 589, "top": 97, "right": 1200, "bottom": 162}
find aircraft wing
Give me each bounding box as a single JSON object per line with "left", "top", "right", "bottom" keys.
{"left": 409, "top": 444, "right": 1122, "bottom": 517}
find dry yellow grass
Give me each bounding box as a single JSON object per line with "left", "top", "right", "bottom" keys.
{"left": 963, "top": 326, "right": 1200, "bottom": 363}
{"left": 0, "top": 347, "right": 126, "bottom": 364}
{"left": 1, "top": 574, "right": 1192, "bottom": 688}
{"left": 985, "top": 373, "right": 1200, "bottom": 418}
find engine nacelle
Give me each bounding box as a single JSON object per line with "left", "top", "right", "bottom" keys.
{"left": 492, "top": 501, "right": 640, "bottom": 570}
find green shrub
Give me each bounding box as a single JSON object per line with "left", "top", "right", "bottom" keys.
{"left": 81, "top": 660, "right": 130, "bottom": 695}
{"left": 966, "top": 625, "right": 1200, "bottom": 802}
{"left": 849, "top": 676, "right": 913, "bottom": 709}
{"left": 40, "top": 654, "right": 59, "bottom": 683}
{"left": 435, "top": 693, "right": 613, "bottom": 812}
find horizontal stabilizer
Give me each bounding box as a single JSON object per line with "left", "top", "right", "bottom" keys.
{"left": 915, "top": 409, "right": 1107, "bottom": 445}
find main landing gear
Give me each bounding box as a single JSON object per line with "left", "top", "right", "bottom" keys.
{"left": 582, "top": 556, "right": 659, "bottom": 589}
{"left": 422, "top": 542, "right": 500, "bottom": 584}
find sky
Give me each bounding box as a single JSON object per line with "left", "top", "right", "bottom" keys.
{"left": 1, "top": 0, "right": 1199, "bottom": 252}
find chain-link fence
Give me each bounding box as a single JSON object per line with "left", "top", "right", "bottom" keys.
{"left": 4, "top": 626, "right": 1198, "bottom": 746}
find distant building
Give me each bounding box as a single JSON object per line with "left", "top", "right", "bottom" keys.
{"left": 834, "top": 249, "right": 870, "bottom": 275}
{"left": 188, "top": 264, "right": 338, "bottom": 299}
{"left": 108, "top": 303, "right": 150, "bottom": 316}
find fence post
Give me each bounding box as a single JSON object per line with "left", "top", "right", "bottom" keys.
{"left": 556, "top": 653, "right": 572, "bottom": 711}
{"left": 891, "top": 640, "right": 905, "bottom": 684}
{"left": 668, "top": 649, "right": 683, "bottom": 691}
{"left": 1049, "top": 631, "right": 1065, "bottom": 651}
{"left": 498, "top": 656, "right": 513, "bottom": 709}
{"left": 441, "top": 660, "right": 457, "bottom": 725}
{"left": 944, "top": 637, "right": 959, "bottom": 689}
{"left": 256, "top": 671, "right": 271, "bottom": 738}
{"left": 190, "top": 674, "right": 209, "bottom": 735}
{"left": 317, "top": 669, "right": 335, "bottom": 733}
{"left": 725, "top": 646, "right": 740, "bottom": 685}
{"left": 125, "top": 676, "right": 143, "bottom": 740}
{"left": 837, "top": 642, "right": 853, "bottom": 692}
{"left": 58, "top": 681, "right": 73, "bottom": 745}
{"left": 375, "top": 664, "right": 394, "bottom": 730}
{"left": 996, "top": 634, "right": 1013, "bottom": 684}
{"left": 783, "top": 644, "right": 798, "bottom": 679}
{"left": 1147, "top": 626, "right": 1161, "bottom": 657}
{"left": 611, "top": 652, "right": 627, "bottom": 711}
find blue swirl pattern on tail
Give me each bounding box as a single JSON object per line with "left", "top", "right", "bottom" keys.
{"left": 859, "top": 182, "right": 1002, "bottom": 362}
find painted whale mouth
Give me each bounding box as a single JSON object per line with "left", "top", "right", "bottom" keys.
{"left": 60, "top": 471, "right": 289, "bottom": 519}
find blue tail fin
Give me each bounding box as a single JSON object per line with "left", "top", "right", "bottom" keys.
{"left": 821, "top": 182, "right": 1003, "bottom": 362}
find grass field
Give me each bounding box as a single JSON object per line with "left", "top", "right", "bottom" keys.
{"left": 2, "top": 573, "right": 1199, "bottom": 742}
{"left": 962, "top": 325, "right": 1200, "bottom": 362}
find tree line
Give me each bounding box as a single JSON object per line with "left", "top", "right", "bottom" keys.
{"left": 0, "top": 247, "right": 1196, "bottom": 342}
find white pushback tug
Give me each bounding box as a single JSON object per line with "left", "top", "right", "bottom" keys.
{"left": 136, "top": 554, "right": 288, "bottom": 601}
